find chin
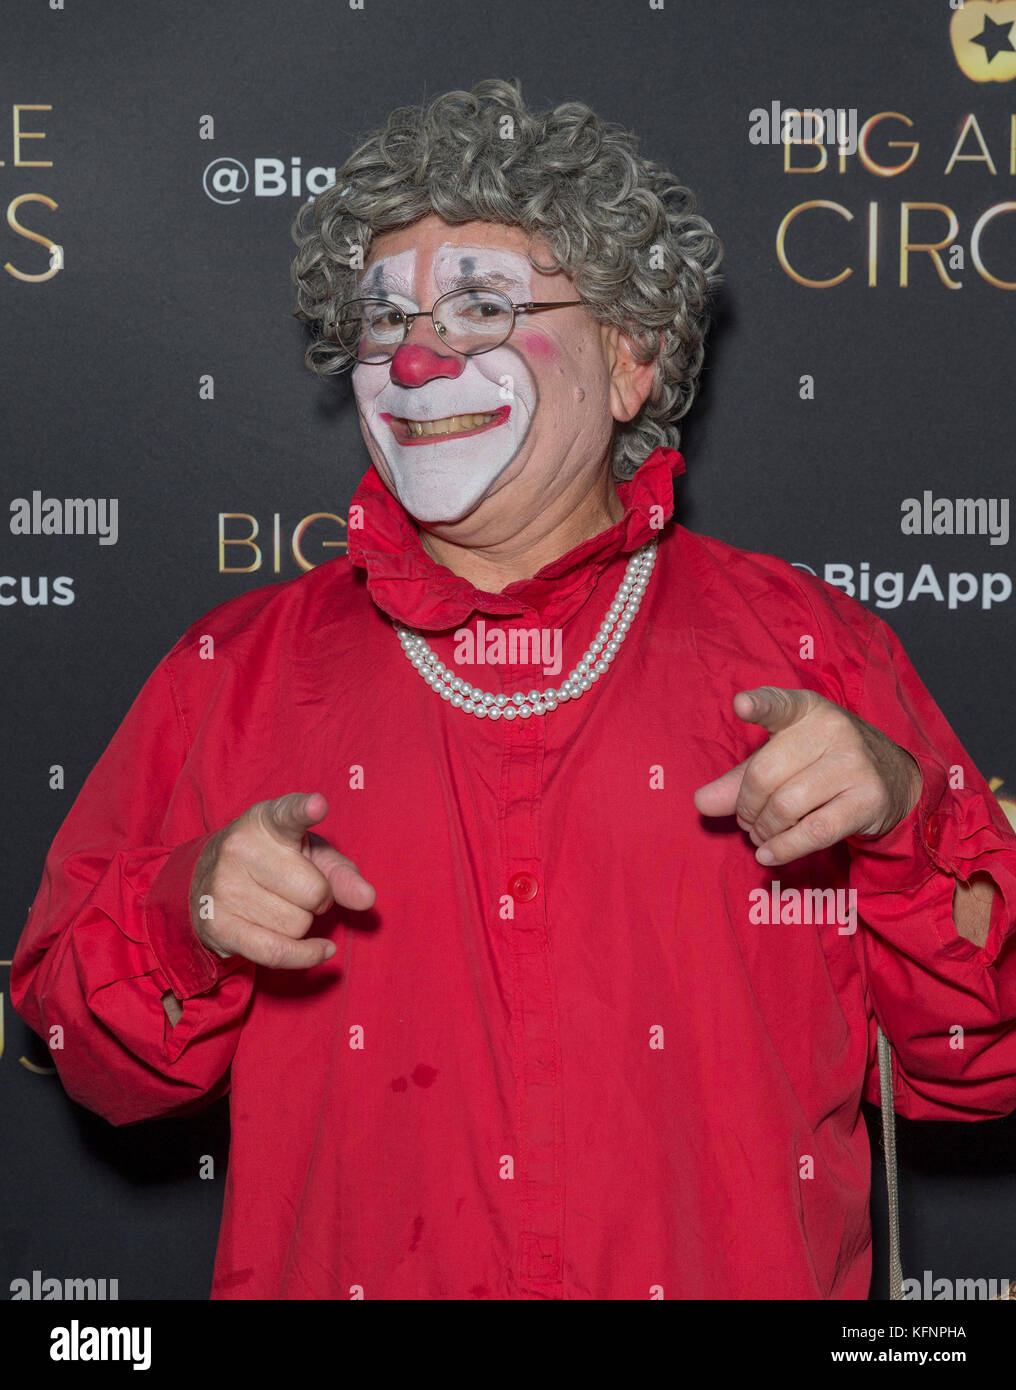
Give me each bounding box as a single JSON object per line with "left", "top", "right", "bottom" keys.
{"left": 400, "top": 489, "right": 485, "bottom": 526}
{"left": 387, "top": 454, "right": 519, "bottom": 527}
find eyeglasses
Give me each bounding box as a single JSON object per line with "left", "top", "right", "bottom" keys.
{"left": 321, "top": 285, "right": 585, "bottom": 364}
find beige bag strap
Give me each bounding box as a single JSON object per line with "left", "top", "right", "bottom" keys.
{"left": 876, "top": 1024, "right": 904, "bottom": 1299}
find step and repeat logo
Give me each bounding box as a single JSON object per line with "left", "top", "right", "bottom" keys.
{"left": 748, "top": 0, "right": 1016, "bottom": 290}
{"left": 201, "top": 154, "right": 337, "bottom": 206}
{"left": 950, "top": 1, "right": 1016, "bottom": 83}
{"left": 3, "top": 12, "right": 1014, "bottom": 598}
{"left": 759, "top": 100, "right": 1016, "bottom": 290}
{"left": 2, "top": 104, "right": 61, "bottom": 282}
{"left": 792, "top": 490, "right": 1012, "bottom": 613}
{"left": 217, "top": 510, "right": 347, "bottom": 573}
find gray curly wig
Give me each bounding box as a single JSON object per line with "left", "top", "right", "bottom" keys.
{"left": 291, "top": 78, "right": 724, "bottom": 481}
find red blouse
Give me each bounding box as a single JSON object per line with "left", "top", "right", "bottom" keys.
{"left": 13, "top": 446, "right": 1016, "bottom": 1299}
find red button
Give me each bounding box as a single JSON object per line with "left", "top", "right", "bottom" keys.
{"left": 925, "top": 813, "right": 941, "bottom": 849}
{"left": 508, "top": 873, "right": 539, "bottom": 902}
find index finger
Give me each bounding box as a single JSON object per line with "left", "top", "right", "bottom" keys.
{"left": 734, "top": 687, "right": 816, "bottom": 736}
{"left": 260, "top": 791, "right": 329, "bottom": 847}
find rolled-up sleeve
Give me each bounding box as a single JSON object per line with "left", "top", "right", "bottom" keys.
{"left": 843, "top": 612, "right": 1016, "bottom": 1120}
{"left": 11, "top": 656, "right": 255, "bottom": 1126}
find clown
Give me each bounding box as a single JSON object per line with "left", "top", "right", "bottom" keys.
{"left": 345, "top": 218, "right": 639, "bottom": 584}
{"left": 14, "top": 78, "right": 1016, "bottom": 1303}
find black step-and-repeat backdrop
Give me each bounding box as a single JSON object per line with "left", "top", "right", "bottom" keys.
{"left": 3, "top": 0, "right": 1015, "bottom": 1304}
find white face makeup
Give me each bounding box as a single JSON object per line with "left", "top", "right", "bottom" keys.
{"left": 351, "top": 245, "right": 539, "bottom": 523}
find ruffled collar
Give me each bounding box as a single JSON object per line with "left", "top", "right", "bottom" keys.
{"left": 345, "top": 446, "right": 685, "bottom": 631}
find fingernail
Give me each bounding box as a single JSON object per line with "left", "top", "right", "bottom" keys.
{"left": 757, "top": 848, "right": 775, "bottom": 865}
{"left": 323, "top": 942, "right": 336, "bottom": 959}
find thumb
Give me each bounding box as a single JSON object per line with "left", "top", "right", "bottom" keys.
{"left": 693, "top": 759, "right": 750, "bottom": 818}
{"left": 306, "top": 836, "right": 376, "bottom": 913}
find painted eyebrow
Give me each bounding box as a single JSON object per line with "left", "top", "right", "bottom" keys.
{"left": 441, "top": 269, "right": 528, "bottom": 293}
{"left": 357, "top": 268, "right": 528, "bottom": 297}
{"left": 358, "top": 268, "right": 414, "bottom": 298}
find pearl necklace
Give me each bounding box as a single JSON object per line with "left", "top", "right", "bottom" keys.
{"left": 394, "top": 539, "right": 657, "bottom": 719}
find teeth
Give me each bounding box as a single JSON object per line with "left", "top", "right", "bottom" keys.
{"left": 404, "top": 413, "right": 497, "bottom": 437}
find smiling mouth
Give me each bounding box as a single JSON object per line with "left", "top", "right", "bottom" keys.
{"left": 381, "top": 405, "right": 511, "bottom": 445}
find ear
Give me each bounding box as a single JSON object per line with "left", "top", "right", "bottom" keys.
{"left": 601, "top": 322, "right": 658, "bottom": 423}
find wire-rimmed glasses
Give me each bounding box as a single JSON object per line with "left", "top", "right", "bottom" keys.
{"left": 326, "top": 285, "right": 585, "bottom": 364}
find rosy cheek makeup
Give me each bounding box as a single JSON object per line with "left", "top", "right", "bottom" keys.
{"left": 515, "top": 330, "right": 560, "bottom": 363}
